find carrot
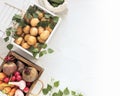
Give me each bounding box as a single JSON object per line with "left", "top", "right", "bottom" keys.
{"left": 0, "top": 72, "right": 6, "bottom": 80}
{"left": 0, "top": 80, "right": 3, "bottom": 84}
{"left": 2, "top": 86, "right": 11, "bottom": 94}
{"left": 0, "top": 83, "right": 10, "bottom": 90}
{"left": 8, "top": 87, "right": 17, "bottom": 96}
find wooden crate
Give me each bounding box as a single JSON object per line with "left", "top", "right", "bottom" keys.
{"left": 0, "top": 51, "right": 44, "bottom": 96}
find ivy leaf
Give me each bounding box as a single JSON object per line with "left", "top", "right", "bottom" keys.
{"left": 63, "top": 87, "right": 70, "bottom": 95}
{"left": 47, "top": 84, "right": 52, "bottom": 91}
{"left": 52, "top": 92, "right": 58, "bottom": 96}
{"left": 78, "top": 93, "right": 83, "bottom": 96}
{"left": 4, "top": 37, "right": 9, "bottom": 42}
{"left": 32, "top": 52, "right": 38, "bottom": 58}
{"left": 53, "top": 16, "right": 59, "bottom": 23}
{"left": 42, "top": 88, "right": 48, "bottom": 95}
{"left": 12, "top": 14, "right": 22, "bottom": 22}
{"left": 32, "top": 48, "right": 39, "bottom": 53}
{"left": 71, "top": 91, "right": 76, "bottom": 95}
{"left": 58, "top": 90, "right": 63, "bottom": 96}
{"left": 7, "top": 44, "right": 13, "bottom": 50}
{"left": 6, "top": 30, "right": 11, "bottom": 36}
{"left": 48, "top": 48, "right": 54, "bottom": 53}
{"left": 42, "top": 44, "right": 47, "bottom": 49}
{"left": 33, "top": 13, "right": 39, "bottom": 18}
{"left": 54, "top": 81, "right": 59, "bottom": 87}
{"left": 39, "top": 51, "right": 44, "bottom": 57}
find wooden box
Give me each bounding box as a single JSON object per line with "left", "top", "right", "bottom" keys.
{"left": 0, "top": 51, "right": 44, "bottom": 96}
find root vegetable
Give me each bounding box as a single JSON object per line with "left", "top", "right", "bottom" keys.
{"left": 0, "top": 83, "right": 11, "bottom": 90}
{"left": 30, "top": 27, "right": 38, "bottom": 36}
{"left": 38, "top": 26, "right": 44, "bottom": 35}
{"left": 3, "top": 62, "right": 17, "bottom": 76}
{"left": 27, "top": 36, "right": 37, "bottom": 45}
{"left": 15, "top": 89, "right": 24, "bottom": 96}
{"left": 16, "top": 61, "right": 25, "bottom": 73}
{"left": 2, "top": 87, "right": 11, "bottom": 94}
{"left": 15, "top": 37, "right": 23, "bottom": 45}
{"left": 22, "top": 67, "right": 38, "bottom": 82}
{"left": 16, "top": 27, "right": 23, "bottom": 36}
{"left": 0, "top": 72, "right": 6, "bottom": 81}
{"left": 23, "top": 25, "right": 30, "bottom": 34}
{"left": 40, "top": 30, "right": 50, "bottom": 40}
{"left": 21, "top": 42, "right": 30, "bottom": 49}
{"left": 30, "top": 18, "right": 39, "bottom": 27}
{"left": 24, "top": 34, "right": 30, "bottom": 41}
{"left": 9, "top": 80, "right": 26, "bottom": 90}
{"left": 8, "top": 87, "right": 17, "bottom": 96}
{"left": 46, "top": 26, "right": 52, "bottom": 33}
{"left": 37, "top": 36, "right": 45, "bottom": 43}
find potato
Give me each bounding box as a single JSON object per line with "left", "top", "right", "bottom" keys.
{"left": 21, "top": 42, "right": 30, "bottom": 49}
{"left": 41, "top": 17, "right": 47, "bottom": 21}
{"left": 15, "top": 37, "right": 23, "bottom": 45}
{"left": 46, "top": 26, "right": 52, "bottom": 33}
{"left": 23, "top": 25, "right": 30, "bottom": 34}
{"left": 16, "top": 27, "right": 23, "bottom": 35}
{"left": 24, "top": 34, "right": 30, "bottom": 41}
{"left": 37, "top": 36, "right": 45, "bottom": 43}
{"left": 39, "top": 13, "right": 44, "bottom": 19}
{"left": 27, "top": 36, "right": 37, "bottom": 45}
{"left": 30, "top": 27, "right": 38, "bottom": 36}
{"left": 40, "top": 30, "right": 50, "bottom": 41}
{"left": 38, "top": 27, "right": 44, "bottom": 35}
{"left": 30, "top": 18, "right": 39, "bottom": 27}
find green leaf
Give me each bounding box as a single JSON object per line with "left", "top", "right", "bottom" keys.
{"left": 78, "top": 93, "right": 83, "bottom": 96}
{"left": 63, "top": 87, "right": 70, "bottom": 95}
{"left": 42, "top": 50, "right": 47, "bottom": 54}
{"left": 54, "top": 81, "right": 59, "bottom": 87}
{"left": 12, "top": 14, "right": 22, "bottom": 22}
{"left": 39, "top": 52, "right": 44, "bottom": 57}
{"left": 33, "top": 13, "right": 39, "bottom": 18}
{"left": 42, "top": 88, "right": 48, "bottom": 95}
{"left": 32, "top": 52, "right": 38, "bottom": 58}
{"left": 71, "top": 91, "right": 76, "bottom": 95}
{"left": 52, "top": 93, "right": 58, "bottom": 96}
{"left": 47, "top": 84, "right": 52, "bottom": 91}
{"left": 4, "top": 37, "right": 9, "bottom": 42}
{"left": 42, "top": 44, "right": 47, "bottom": 49}
{"left": 7, "top": 44, "right": 13, "bottom": 50}
{"left": 45, "top": 13, "right": 51, "bottom": 18}
{"left": 53, "top": 16, "right": 59, "bottom": 23}
{"left": 6, "top": 30, "right": 11, "bottom": 36}
{"left": 25, "top": 12, "right": 32, "bottom": 19}
{"left": 58, "top": 90, "right": 63, "bottom": 96}
{"left": 32, "top": 48, "right": 39, "bottom": 53}
{"left": 37, "top": 21, "right": 49, "bottom": 28}
{"left": 48, "top": 48, "right": 54, "bottom": 53}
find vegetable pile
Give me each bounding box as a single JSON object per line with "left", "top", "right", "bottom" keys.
{"left": 0, "top": 54, "right": 39, "bottom": 96}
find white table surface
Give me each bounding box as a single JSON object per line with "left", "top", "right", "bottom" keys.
{"left": 1, "top": 0, "right": 120, "bottom": 96}
{"left": 0, "top": 0, "right": 97, "bottom": 96}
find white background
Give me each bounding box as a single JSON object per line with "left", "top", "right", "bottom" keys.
{"left": 0, "top": 0, "right": 120, "bottom": 96}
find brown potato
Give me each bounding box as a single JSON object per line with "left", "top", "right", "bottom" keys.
{"left": 16, "top": 27, "right": 23, "bottom": 35}
{"left": 37, "top": 36, "right": 45, "bottom": 43}
{"left": 21, "top": 39, "right": 25, "bottom": 45}
{"left": 21, "top": 42, "right": 30, "bottom": 49}
{"left": 41, "top": 17, "right": 47, "bottom": 21}
{"left": 36, "top": 11, "right": 44, "bottom": 19}
{"left": 30, "top": 18, "right": 39, "bottom": 27}
{"left": 38, "top": 27, "right": 44, "bottom": 35}
{"left": 30, "top": 27, "right": 38, "bottom": 36}
{"left": 40, "top": 30, "right": 50, "bottom": 41}
{"left": 23, "top": 25, "right": 30, "bottom": 34}
{"left": 24, "top": 34, "right": 30, "bottom": 41}
{"left": 46, "top": 26, "right": 52, "bottom": 33}
{"left": 27, "top": 36, "right": 37, "bottom": 45}
{"left": 15, "top": 37, "right": 23, "bottom": 45}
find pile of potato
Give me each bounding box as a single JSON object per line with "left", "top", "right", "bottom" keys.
{"left": 15, "top": 15, "right": 53, "bottom": 50}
